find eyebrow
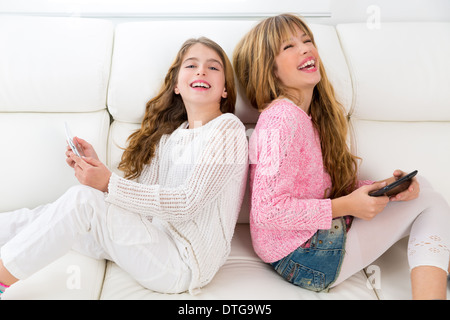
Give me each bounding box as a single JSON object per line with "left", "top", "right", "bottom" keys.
{"left": 182, "top": 57, "right": 223, "bottom": 68}
{"left": 282, "top": 31, "right": 309, "bottom": 43}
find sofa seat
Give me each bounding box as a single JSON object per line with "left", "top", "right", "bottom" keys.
{"left": 2, "top": 251, "right": 106, "bottom": 300}
{"left": 99, "top": 224, "right": 379, "bottom": 300}
{"left": 4, "top": 225, "right": 448, "bottom": 300}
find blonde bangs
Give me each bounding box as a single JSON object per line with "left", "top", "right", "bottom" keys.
{"left": 272, "top": 15, "right": 316, "bottom": 53}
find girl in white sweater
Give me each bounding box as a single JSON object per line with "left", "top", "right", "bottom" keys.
{"left": 0, "top": 37, "right": 248, "bottom": 296}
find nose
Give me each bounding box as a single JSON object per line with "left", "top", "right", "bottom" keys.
{"left": 299, "top": 43, "right": 311, "bottom": 55}
{"left": 293, "top": 38, "right": 311, "bottom": 55}
{"left": 196, "top": 65, "right": 207, "bottom": 76}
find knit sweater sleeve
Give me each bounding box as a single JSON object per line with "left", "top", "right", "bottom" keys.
{"left": 105, "top": 116, "right": 248, "bottom": 222}
{"left": 358, "top": 179, "right": 374, "bottom": 188}
{"left": 250, "top": 103, "right": 332, "bottom": 232}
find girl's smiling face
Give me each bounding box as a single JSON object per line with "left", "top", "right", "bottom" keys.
{"left": 175, "top": 43, "right": 227, "bottom": 110}
{"left": 274, "top": 26, "right": 321, "bottom": 101}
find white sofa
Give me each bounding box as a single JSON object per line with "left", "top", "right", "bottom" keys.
{"left": 0, "top": 16, "right": 449, "bottom": 300}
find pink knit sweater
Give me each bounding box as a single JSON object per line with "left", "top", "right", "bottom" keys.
{"left": 249, "top": 99, "right": 369, "bottom": 263}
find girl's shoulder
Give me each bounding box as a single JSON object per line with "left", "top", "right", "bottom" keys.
{"left": 213, "top": 112, "right": 245, "bottom": 130}
{"left": 174, "top": 113, "right": 244, "bottom": 133}
{"left": 257, "top": 99, "right": 310, "bottom": 129}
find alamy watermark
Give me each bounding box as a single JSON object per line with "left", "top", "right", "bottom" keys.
{"left": 168, "top": 126, "right": 283, "bottom": 176}
{"left": 367, "top": 5, "right": 381, "bottom": 30}
{"left": 66, "top": 265, "right": 81, "bottom": 290}
{"left": 366, "top": 264, "right": 381, "bottom": 290}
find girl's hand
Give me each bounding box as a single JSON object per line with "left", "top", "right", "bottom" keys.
{"left": 351, "top": 182, "right": 391, "bottom": 220}
{"left": 389, "top": 169, "right": 420, "bottom": 202}
{"left": 70, "top": 154, "right": 112, "bottom": 192}
{"left": 65, "top": 137, "right": 99, "bottom": 168}
{"left": 338, "top": 181, "right": 390, "bottom": 221}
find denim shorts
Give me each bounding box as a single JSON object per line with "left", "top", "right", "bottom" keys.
{"left": 270, "top": 217, "right": 347, "bottom": 292}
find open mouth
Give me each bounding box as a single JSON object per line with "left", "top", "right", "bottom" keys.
{"left": 298, "top": 58, "right": 316, "bottom": 71}
{"left": 190, "top": 81, "right": 211, "bottom": 89}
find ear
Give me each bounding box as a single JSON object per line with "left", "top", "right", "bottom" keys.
{"left": 174, "top": 87, "right": 180, "bottom": 95}
{"left": 221, "top": 87, "right": 227, "bottom": 99}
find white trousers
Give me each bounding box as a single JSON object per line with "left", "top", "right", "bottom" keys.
{"left": 332, "top": 176, "right": 450, "bottom": 287}
{"left": 0, "top": 185, "right": 191, "bottom": 294}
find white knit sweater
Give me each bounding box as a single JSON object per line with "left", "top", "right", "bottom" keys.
{"left": 105, "top": 113, "right": 248, "bottom": 294}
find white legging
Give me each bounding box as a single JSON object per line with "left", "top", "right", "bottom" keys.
{"left": 332, "top": 176, "right": 450, "bottom": 287}
{"left": 0, "top": 185, "right": 191, "bottom": 294}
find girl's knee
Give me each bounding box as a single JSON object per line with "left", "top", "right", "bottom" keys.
{"left": 419, "top": 186, "right": 449, "bottom": 208}
{"left": 416, "top": 175, "right": 434, "bottom": 191}
{"left": 62, "top": 185, "right": 107, "bottom": 219}
{"left": 65, "top": 185, "right": 104, "bottom": 202}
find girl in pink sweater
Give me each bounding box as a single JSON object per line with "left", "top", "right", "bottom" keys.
{"left": 234, "top": 14, "right": 450, "bottom": 299}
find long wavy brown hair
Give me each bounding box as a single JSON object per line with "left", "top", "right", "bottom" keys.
{"left": 233, "top": 14, "right": 359, "bottom": 198}
{"left": 119, "top": 37, "right": 236, "bottom": 180}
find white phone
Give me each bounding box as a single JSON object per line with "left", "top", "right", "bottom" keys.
{"left": 64, "top": 122, "right": 85, "bottom": 157}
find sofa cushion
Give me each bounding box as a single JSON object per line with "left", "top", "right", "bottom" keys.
{"left": 0, "top": 111, "right": 110, "bottom": 212}
{"left": 350, "top": 119, "right": 450, "bottom": 204}
{"left": 2, "top": 251, "right": 106, "bottom": 300}
{"left": 99, "top": 224, "right": 379, "bottom": 300}
{"left": 0, "top": 16, "right": 113, "bottom": 113}
{"left": 337, "top": 22, "right": 450, "bottom": 121}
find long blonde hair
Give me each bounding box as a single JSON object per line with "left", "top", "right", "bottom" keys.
{"left": 119, "top": 37, "right": 236, "bottom": 180}
{"left": 233, "top": 14, "right": 359, "bottom": 198}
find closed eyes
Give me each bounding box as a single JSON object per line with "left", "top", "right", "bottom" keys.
{"left": 282, "top": 39, "right": 313, "bottom": 51}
